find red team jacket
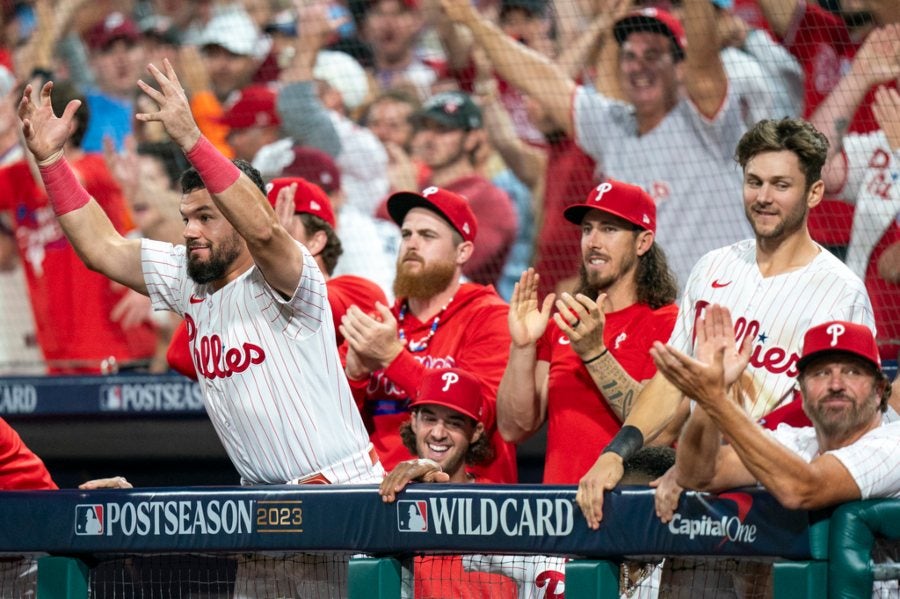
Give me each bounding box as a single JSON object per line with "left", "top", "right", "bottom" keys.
{"left": 346, "top": 283, "right": 518, "bottom": 483}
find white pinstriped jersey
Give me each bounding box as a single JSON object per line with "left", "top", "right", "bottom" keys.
{"left": 141, "top": 239, "right": 374, "bottom": 485}
{"left": 770, "top": 422, "right": 900, "bottom": 499}
{"left": 670, "top": 239, "right": 875, "bottom": 420}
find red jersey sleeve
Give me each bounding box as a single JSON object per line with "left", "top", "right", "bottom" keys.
{"left": 0, "top": 418, "right": 57, "bottom": 490}
{"left": 166, "top": 320, "right": 198, "bottom": 380}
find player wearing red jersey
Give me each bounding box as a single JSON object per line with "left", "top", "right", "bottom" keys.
{"left": 497, "top": 179, "right": 679, "bottom": 483}
{"left": 341, "top": 187, "right": 517, "bottom": 482}
{"left": 379, "top": 367, "right": 517, "bottom": 598}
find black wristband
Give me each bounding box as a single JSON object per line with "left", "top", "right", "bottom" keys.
{"left": 601, "top": 425, "right": 643, "bottom": 459}
{"left": 581, "top": 348, "right": 608, "bottom": 365}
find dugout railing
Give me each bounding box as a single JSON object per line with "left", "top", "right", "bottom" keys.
{"left": 1, "top": 486, "right": 897, "bottom": 598}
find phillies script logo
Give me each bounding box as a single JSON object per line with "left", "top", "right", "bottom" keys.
{"left": 694, "top": 302, "right": 799, "bottom": 377}
{"left": 535, "top": 570, "right": 565, "bottom": 597}
{"left": 185, "top": 315, "right": 266, "bottom": 379}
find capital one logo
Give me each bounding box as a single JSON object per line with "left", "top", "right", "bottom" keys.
{"left": 398, "top": 500, "right": 428, "bottom": 532}
{"left": 441, "top": 372, "right": 459, "bottom": 392}
{"left": 827, "top": 323, "right": 846, "bottom": 346}
{"left": 75, "top": 505, "right": 104, "bottom": 536}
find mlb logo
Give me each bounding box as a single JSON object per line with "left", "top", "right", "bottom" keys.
{"left": 397, "top": 500, "right": 428, "bottom": 532}
{"left": 100, "top": 385, "right": 123, "bottom": 411}
{"left": 75, "top": 505, "right": 104, "bottom": 536}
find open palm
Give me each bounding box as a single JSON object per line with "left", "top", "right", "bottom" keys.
{"left": 18, "top": 82, "right": 80, "bottom": 163}
{"left": 509, "top": 269, "right": 554, "bottom": 347}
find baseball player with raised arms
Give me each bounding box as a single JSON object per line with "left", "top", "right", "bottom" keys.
{"left": 16, "top": 61, "right": 382, "bottom": 488}
{"left": 577, "top": 118, "right": 875, "bottom": 529}
{"left": 165, "top": 176, "right": 388, "bottom": 378}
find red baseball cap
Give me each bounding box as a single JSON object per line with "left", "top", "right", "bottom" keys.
{"left": 797, "top": 321, "right": 881, "bottom": 372}
{"left": 563, "top": 179, "right": 657, "bottom": 233}
{"left": 266, "top": 177, "right": 336, "bottom": 228}
{"left": 281, "top": 147, "right": 341, "bottom": 194}
{"left": 219, "top": 85, "right": 281, "bottom": 130}
{"left": 387, "top": 186, "right": 478, "bottom": 243}
{"left": 613, "top": 8, "right": 686, "bottom": 60}
{"left": 410, "top": 368, "right": 483, "bottom": 422}
{"left": 84, "top": 12, "right": 140, "bottom": 51}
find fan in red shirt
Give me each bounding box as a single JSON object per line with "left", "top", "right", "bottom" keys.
{"left": 166, "top": 176, "right": 387, "bottom": 378}
{"left": 497, "top": 179, "right": 679, "bottom": 483}
{"left": 0, "top": 82, "right": 156, "bottom": 373}
{"left": 379, "top": 367, "right": 517, "bottom": 599}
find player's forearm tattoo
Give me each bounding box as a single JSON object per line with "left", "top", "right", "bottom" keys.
{"left": 584, "top": 352, "right": 643, "bottom": 420}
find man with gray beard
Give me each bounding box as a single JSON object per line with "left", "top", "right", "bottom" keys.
{"left": 340, "top": 186, "right": 518, "bottom": 482}
{"left": 496, "top": 179, "right": 679, "bottom": 483}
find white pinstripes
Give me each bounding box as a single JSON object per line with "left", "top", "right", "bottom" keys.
{"left": 769, "top": 422, "right": 900, "bottom": 499}
{"left": 141, "top": 239, "right": 373, "bottom": 485}
{"left": 670, "top": 240, "right": 875, "bottom": 419}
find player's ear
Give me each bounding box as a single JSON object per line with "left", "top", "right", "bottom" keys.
{"left": 455, "top": 240, "right": 474, "bottom": 265}
{"left": 635, "top": 230, "right": 654, "bottom": 257}
{"left": 470, "top": 421, "right": 484, "bottom": 444}
{"left": 806, "top": 179, "right": 825, "bottom": 210}
{"left": 306, "top": 229, "right": 328, "bottom": 256}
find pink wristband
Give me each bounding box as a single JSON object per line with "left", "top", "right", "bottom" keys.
{"left": 38, "top": 158, "right": 91, "bottom": 217}
{"left": 184, "top": 136, "right": 241, "bottom": 194}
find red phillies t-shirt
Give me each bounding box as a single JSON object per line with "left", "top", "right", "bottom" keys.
{"left": 346, "top": 283, "right": 518, "bottom": 483}
{"left": 0, "top": 157, "right": 156, "bottom": 373}
{"left": 1, "top": 417, "right": 57, "bottom": 490}
{"left": 538, "top": 302, "right": 678, "bottom": 484}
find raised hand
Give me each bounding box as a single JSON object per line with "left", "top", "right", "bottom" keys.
{"left": 136, "top": 59, "right": 201, "bottom": 150}
{"left": 508, "top": 269, "right": 554, "bottom": 348}
{"left": 553, "top": 291, "right": 606, "bottom": 362}
{"left": 440, "top": 0, "right": 477, "bottom": 25}
{"left": 694, "top": 304, "right": 750, "bottom": 389}
{"left": 340, "top": 302, "right": 404, "bottom": 370}
{"left": 874, "top": 85, "right": 900, "bottom": 150}
{"left": 273, "top": 181, "right": 299, "bottom": 229}
{"left": 18, "top": 81, "right": 81, "bottom": 163}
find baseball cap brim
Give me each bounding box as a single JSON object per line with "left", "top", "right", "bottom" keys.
{"left": 410, "top": 110, "right": 467, "bottom": 131}
{"left": 387, "top": 192, "right": 461, "bottom": 236}
{"left": 613, "top": 14, "right": 685, "bottom": 60}
{"left": 563, "top": 204, "right": 648, "bottom": 230}
{"left": 407, "top": 399, "right": 480, "bottom": 422}
{"left": 796, "top": 349, "right": 880, "bottom": 373}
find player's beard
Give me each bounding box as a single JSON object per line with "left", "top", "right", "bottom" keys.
{"left": 746, "top": 199, "right": 807, "bottom": 241}
{"left": 186, "top": 230, "right": 244, "bottom": 284}
{"left": 802, "top": 390, "right": 880, "bottom": 440}
{"left": 575, "top": 251, "right": 636, "bottom": 298}
{"left": 393, "top": 254, "right": 457, "bottom": 300}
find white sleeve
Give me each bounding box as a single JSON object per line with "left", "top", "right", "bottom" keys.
{"left": 141, "top": 238, "right": 188, "bottom": 315}
{"left": 828, "top": 423, "right": 900, "bottom": 499}
{"left": 287, "top": 243, "right": 330, "bottom": 325}
{"left": 572, "top": 85, "right": 621, "bottom": 166}
{"left": 668, "top": 250, "right": 715, "bottom": 355}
